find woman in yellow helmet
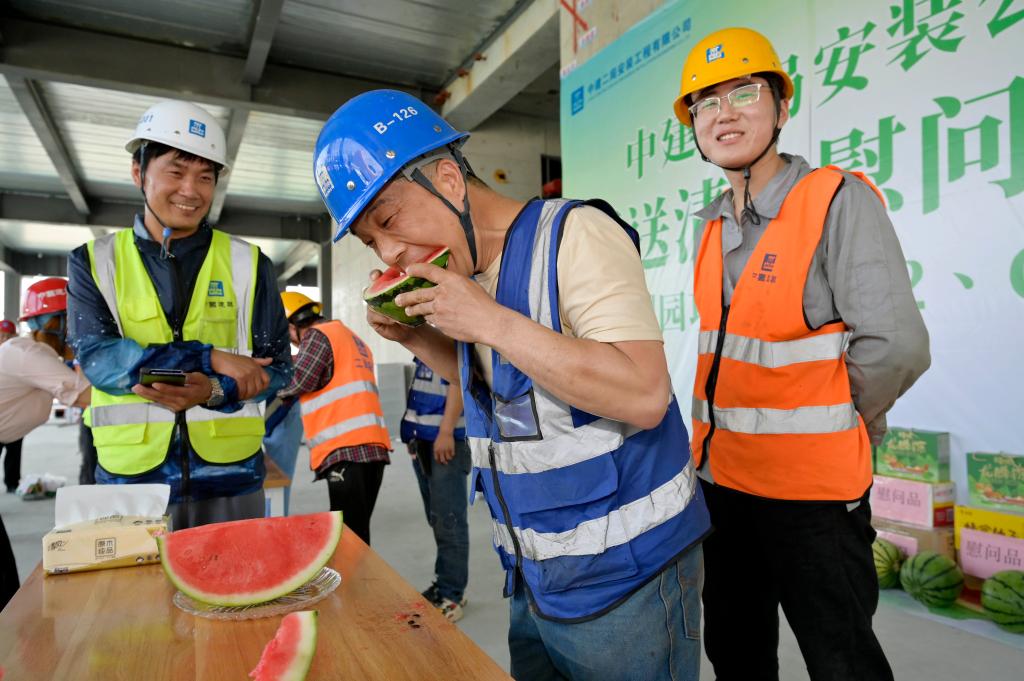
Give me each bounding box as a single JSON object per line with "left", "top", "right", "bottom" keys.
{"left": 677, "top": 27, "right": 928, "bottom": 681}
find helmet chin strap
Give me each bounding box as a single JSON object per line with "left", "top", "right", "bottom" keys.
{"left": 401, "top": 145, "right": 480, "bottom": 272}
{"left": 691, "top": 109, "right": 781, "bottom": 226}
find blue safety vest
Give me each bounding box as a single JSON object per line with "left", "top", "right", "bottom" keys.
{"left": 400, "top": 357, "right": 466, "bottom": 442}
{"left": 459, "top": 198, "right": 710, "bottom": 622}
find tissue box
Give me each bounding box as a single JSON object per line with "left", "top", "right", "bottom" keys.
{"left": 966, "top": 452, "right": 1024, "bottom": 514}
{"left": 43, "top": 514, "right": 167, "bottom": 575}
{"left": 874, "top": 428, "right": 950, "bottom": 482}
{"left": 870, "top": 475, "right": 955, "bottom": 528}
{"left": 872, "top": 517, "right": 954, "bottom": 561}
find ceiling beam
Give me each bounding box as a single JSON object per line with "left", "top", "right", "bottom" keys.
{"left": 440, "top": 0, "right": 559, "bottom": 130}
{"left": 0, "top": 18, "right": 421, "bottom": 121}
{"left": 209, "top": 108, "right": 250, "bottom": 224}
{"left": 243, "top": 0, "right": 286, "bottom": 85}
{"left": 0, "top": 192, "right": 332, "bottom": 244}
{"left": 5, "top": 75, "right": 90, "bottom": 216}
{"left": 275, "top": 241, "right": 320, "bottom": 286}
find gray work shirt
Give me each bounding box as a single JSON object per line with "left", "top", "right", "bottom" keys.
{"left": 694, "top": 155, "right": 931, "bottom": 491}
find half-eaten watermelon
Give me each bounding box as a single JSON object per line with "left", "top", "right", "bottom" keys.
{"left": 363, "top": 246, "right": 450, "bottom": 326}
{"left": 157, "top": 511, "right": 342, "bottom": 606}
{"left": 250, "top": 610, "right": 319, "bottom": 681}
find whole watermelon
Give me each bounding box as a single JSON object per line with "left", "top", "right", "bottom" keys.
{"left": 899, "top": 551, "right": 963, "bottom": 608}
{"left": 980, "top": 570, "right": 1024, "bottom": 634}
{"left": 872, "top": 538, "right": 903, "bottom": 589}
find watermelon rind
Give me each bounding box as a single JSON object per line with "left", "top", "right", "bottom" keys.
{"left": 364, "top": 247, "right": 450, "bottom": 326}
{"left": 872, "top": 538, "right": 903, "bottom": 589}
{"left": 980, "top": 570, "right": 1024, "bottom": 634}
{"left": 157, "top": 511, "right": 343, "bottom": 607}
{"left": 250, "top": 610, "right": 319, "bottom": 681}
{"left": 899, "top": 551, "right": 964, "bottom": 609}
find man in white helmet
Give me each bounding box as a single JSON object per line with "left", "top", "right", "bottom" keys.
{"left": 66, "top": 100, "right": 293, "bottom": 529}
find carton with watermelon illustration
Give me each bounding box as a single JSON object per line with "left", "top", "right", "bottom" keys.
{"left": 966, "top": 452, "right": 1024, "bottom": 515}
{"left": 874, "top": 428, "right": 950, "bottom": 483}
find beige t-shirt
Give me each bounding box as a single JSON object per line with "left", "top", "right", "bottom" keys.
{"left": 473, "top": 205, "right": 663, "bottom": 386}
{"left": 0, "top": 337, "right": 90, "bottom": 442}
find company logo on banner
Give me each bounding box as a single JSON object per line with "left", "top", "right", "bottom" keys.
{"left": 560, "top": 0, "right": 1024, "bottom": 494}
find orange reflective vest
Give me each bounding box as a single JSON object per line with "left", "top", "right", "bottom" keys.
{"left": 299, "top": 320, "right": 391, "bottom": 470}
{"left": 692, "top": 167, "right": 880, "bottom": 502}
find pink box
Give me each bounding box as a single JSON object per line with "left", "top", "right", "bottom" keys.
{"left": 870, "top": 475, "right": 955, "bottom": 528}
{"left": 959, "top": 528, "right": 1024, "bottom": 579}
{"left": 876, "top": 529, "right": 918, "bottom": 557}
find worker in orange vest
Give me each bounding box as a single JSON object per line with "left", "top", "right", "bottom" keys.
{"left": 277, "top": 292, "right": 391, "bottom": 545}
{"left": 675, "top": 28, "right": 930, "bottom": 680}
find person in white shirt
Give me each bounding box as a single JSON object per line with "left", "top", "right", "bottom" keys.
{"left": 0, "top": 278, "right": 90, "bottom": 609}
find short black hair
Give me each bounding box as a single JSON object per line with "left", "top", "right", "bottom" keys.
{"left": 132, "top": 142, "right": 222, "bottom": 183}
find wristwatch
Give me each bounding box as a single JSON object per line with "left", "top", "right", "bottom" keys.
{"left": 206, "top": 377, "right": 225, "bottom": 408}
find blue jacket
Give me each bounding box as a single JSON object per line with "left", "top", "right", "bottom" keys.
{"left": 400, "top": 357, "right": 465, "bottom": 443}
{"left": 460, "top": 199, "right": 710, "bottom": 622}
{"left": 67, "top": 216, "right": 293, "bottom": 503}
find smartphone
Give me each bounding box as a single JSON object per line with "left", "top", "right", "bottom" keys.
{"left": 139, "top": 368, "right": 187, "bottom": 387}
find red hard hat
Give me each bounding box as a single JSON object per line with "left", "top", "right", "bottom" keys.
{"left": 20, "top": 277, "right": 68, "bottom": 320}
{"left": 0, "top": 320, "right": 15, "bottom": 334}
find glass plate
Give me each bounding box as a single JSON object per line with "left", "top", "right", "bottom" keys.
{"left": 172, "top": 567, "right": 341, "bottom": 621}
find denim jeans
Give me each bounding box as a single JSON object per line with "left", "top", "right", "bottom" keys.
{"left": 410, "top": 438, "right": 470, "bottom": 602}
{"left": 263, "top": 405, "right": 303, "bottom": 516}
{"left": 508, "top": 542, "right": 703, "bottom": 681}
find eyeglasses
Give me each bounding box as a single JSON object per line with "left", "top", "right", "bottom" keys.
{"left": 688, "top": 83, "right": 764, "bottom": 121}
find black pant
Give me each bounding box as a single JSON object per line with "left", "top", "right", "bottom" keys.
{"left": 1, "top": 439, "right": 22, "bottom": 491}
{"left": 700, "top": 480, "right": 893, "bottom": 681}
{"left": 323, "top": 461, "right": 385, "bottom": 546}
{"left": 0, "top": 514, "right": 19, "bottom": 610}
{"left": 79, "top": 423, "right": 97, "bottom": 485}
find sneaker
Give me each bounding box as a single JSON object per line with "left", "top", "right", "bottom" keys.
{"left": 421, "top": 583, "right": 442, "bottom": 606}
{"left": 437, "top": 596, "right": 466, "bottom": 623}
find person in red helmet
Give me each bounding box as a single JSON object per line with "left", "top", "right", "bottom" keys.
{"left": 0, "top": 278, "right": 91, "bottom": 609}
{"left": 0, "top": 319, "right": 19, "bottom": 493}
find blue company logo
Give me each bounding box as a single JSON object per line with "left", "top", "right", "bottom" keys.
{"left": 571, "top": 86, "right": 585, "bottom": 115}
{"left": 706, "top": 44, "right": 724, "bottom": 63}
{"left": 188, "top": 119, "right": 207, "bottom": 137}
{"left": 208, "top": 281, "right": 225, "bottom": 297}
{"left": 761, "top": 253, "right": 777, "bottom": 272}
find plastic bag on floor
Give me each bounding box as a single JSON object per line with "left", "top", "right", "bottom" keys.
{"left": 16, "top": 473, "right": 67, "bottom": 500}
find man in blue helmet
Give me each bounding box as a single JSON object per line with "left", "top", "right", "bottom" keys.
{"left": 314, "top": 90, "right": 710, "bottom": 681}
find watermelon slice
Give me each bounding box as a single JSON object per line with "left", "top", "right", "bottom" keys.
{"left": 157, "top": 511, "right": 342, "bottom": 606}
{"left": 250, "top": 610, "right": 318, "bottom": 681}
{"left": 363, "top": 246, "right": 450, "bottom": 326}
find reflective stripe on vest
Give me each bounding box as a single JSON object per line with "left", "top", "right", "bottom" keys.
{"left": 299, "top": 320, "right": 391, "bottom": 470}
{"left": 87, "top": 228, "right": 264, "bottom": 475}
{"left": 459, "top": 198, "right": 710, "bottom": 621}
{"left": 691, "top": 167, "right": 872, "bottom": 501}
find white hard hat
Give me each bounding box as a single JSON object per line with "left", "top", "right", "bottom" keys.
{"left": 126, "top": 100, "right": 229, "bottom": 170}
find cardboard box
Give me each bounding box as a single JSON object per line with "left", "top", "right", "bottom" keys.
{"left": 872, "top": 517, "right": 954, "bottom": 561}
{"left": 874, "top": 428, "right": 950, "bottom": 482}
{"left": 957, "top": 527, "right": 1024, "bottom": 579}
{"left": 43, "top": 514, "right": 167, "bottom": 575}
{"left": 954, "top": 505, "right": 1024, "bottom": 548}
{"left": 870, "top": 475, "right": 955, "bottom": 528}
{"left": 966, "top": 452, "right": 1024, "bottom": 514}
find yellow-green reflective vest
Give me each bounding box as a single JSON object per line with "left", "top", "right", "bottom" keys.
{"left": 86, "top": 228, "right": 265, "bottom": 476}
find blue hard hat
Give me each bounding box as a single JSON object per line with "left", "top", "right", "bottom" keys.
{"left": 314, "top": 90, "right": 469, "bottom": 241}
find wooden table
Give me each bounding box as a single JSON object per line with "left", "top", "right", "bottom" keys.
{"left": 0, "top": 527, "right": 511, "bottom": 680}
{"left": 263, "top": 457, "right": 291, "bottom": 518}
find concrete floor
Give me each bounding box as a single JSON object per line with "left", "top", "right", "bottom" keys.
{"left": 2, "top": 423, "right": 1022, "bottom": 680}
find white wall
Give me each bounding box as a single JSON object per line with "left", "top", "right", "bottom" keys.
{"left": 330, "top": 111, "right": 561, "bottom": 364}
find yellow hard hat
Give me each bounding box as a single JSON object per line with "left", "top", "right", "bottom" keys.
{"left": 280, "top": 291, "right": 321, "bottom": 321}
{"left": 673, "top": 27, "right": 794, "bottom": 127}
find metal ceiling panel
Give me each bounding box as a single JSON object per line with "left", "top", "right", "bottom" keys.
{"left": 271, "top": 0, "right": 522, "bottom": 86}
{"left": 7, "top": 0, "right": 254, "bottom": 54}
{"left": 38, "top": 81, "right": 231, "bottom": 195}
{"left": 0, "top": 75, "right": 63, "bottom": 193}
{"left": 228, "top": 110, "right": 322, "bottom": 207}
